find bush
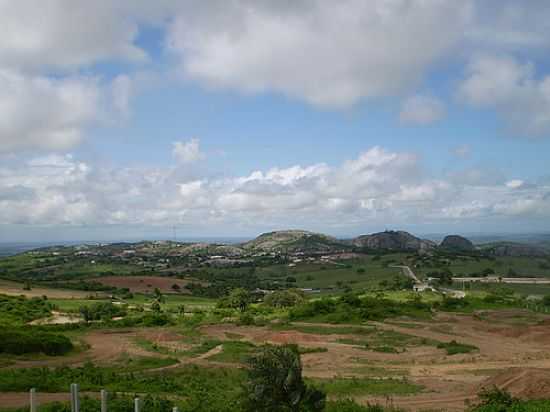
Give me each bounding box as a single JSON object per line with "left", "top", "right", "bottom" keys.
{"left": 437, "top": 340, "right": 477, "bottom": 355}
{"left": 244, "top": 344, "right": 325, "bottom": 412}
{"left": 0, "top": 328, "right": 73, "bottom": 355}
{"left": 263, "top": 289, "right": 305, "bottom": 308}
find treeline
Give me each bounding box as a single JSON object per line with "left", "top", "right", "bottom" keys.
{"left": 185, "top": 270, "right": 261, "bottom": 298}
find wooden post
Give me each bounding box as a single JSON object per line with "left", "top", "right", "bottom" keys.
{"left": 134, "top": 397, "right": 140, "bottom": 412}
{"left": 101, "top": 389, "right": 108, "bottom": 412}
{"left": 29, "top": 388, "right": 37, "bottom": 412}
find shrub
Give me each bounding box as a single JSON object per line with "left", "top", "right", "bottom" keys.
{"left": 0, "top": 328, "right": 73, "bottom": 356}
{"left": 437, "top": 340, "right": 477, "bottom": 355}
{"left": 244, "top": 344, "right": 325, "bottom": 412}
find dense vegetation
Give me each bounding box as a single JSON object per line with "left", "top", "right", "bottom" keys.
{"left": 289, "top": 293, "right": 432, "bottom": 323}
{"left": 0, "top": 294, "right": 52, "bottom": 324}
{"left": 0, "top": 294, "right": 73, "bottom": 355}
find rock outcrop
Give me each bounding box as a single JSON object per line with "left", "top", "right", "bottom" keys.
{"left": 351, "top": 230, "right": 435, "bottom": 252}
{"left": 440, "top": 235, "right": 476, "bottom": 252}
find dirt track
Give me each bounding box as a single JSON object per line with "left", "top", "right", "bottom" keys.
{"left": 199, "top": 310, "right": 550, "bottom": 411}
{"left": 4, "top": 310, "right": 550, "bottom": 411}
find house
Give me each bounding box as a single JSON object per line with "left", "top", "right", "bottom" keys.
{"left": 413, "top": 283, "right": 435, "bottom": 292}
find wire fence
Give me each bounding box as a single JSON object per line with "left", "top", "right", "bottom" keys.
{"left": 28, "top": 384, "right": 180, "bottom": 412}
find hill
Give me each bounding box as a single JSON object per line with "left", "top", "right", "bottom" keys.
{"left": 351, "top": 230, "right": 435, "bottom": 252}
{"left": 440, "top": 235, "right": 476, "bottom": 252}
{"left": 479, "top": 241, "right": 549, "bottom": 257}
{"left": 241, "top": 230, "right": 349, "bottom": 253}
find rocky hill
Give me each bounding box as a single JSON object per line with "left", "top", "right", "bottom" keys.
{"left": 351, "top": 230, "right": 435, "bottom": 252}
{"left": 440, "top": 235, "right": 476, "bottom": 252}
{"left": 241, "top": 230, "right": 349, "bottom": 253}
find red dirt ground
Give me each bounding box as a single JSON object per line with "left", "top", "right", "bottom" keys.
{"left": 94, "top": 276, "right": 192, "bottom": 293}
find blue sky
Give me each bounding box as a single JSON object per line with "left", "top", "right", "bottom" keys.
{"left": 1, "top": 1, "right": 550, "bottom": 242}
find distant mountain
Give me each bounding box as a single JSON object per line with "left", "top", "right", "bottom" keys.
{"left": 440, "top": 235, "right": 475, "bottom": 252}
{"left": 241, "top": 230, "right": 349, "bottom": 253}
{"left": 479, "top": 242, "right": 549, "bottom": 257}
{"left": 351, "top": 230, "right": 435, "bottom": 252}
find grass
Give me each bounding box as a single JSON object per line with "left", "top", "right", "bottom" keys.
{"left": 48, "top": 298, "right": 107, "bottom": 311}
{"left": 271, "top": 323, "right": 375, "bottom": 336}
{"left": 348, "top": 365, "right": 408, "bottom": 377}
{"left": 312, "top": 376, "right": 422, "bottom": 397}
{"left": 415, "top": 255, "right": 550, "bottom": 279}
{"left": 114, "top": 354, "right": 179, "bottom": 372}
{"left": 298, "top": 346, "right": 328, "bottom": 354}
{"left": 208, "top": 341, "right": 256, "bottom": 363}
{"left": 255, "top": 254, "right": 408, "bottom": 291}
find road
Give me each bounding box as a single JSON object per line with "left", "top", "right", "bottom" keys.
{"left": 392, "top": 265, "right": 421, "bottom": 283}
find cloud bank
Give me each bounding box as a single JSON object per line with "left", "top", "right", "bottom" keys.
{"left": 1, "top": 146, "right": 548, "bottom": 232}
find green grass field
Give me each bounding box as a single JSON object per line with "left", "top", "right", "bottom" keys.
{"left": 255, "top": 254, "right": 407, "bottom": 290}
{"left": 416, "top": 255, "right": 550, "bottom": 278}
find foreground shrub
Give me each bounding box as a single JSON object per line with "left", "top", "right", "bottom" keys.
{"left": 244, "top": 344, "right": 325, "bottom": 412}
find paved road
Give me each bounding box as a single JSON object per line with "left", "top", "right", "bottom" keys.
{"left": 392, "top": 265, "right": 421, "bottom": 283}
{"left": 452, "top": 277, "right": 550, "bottom": 284}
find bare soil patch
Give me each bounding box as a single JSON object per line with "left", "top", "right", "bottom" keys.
{"left": 94, "top": 276, "right": 192, "bottom": 294}
{"left": 0, "top": 279, "right": 93, "bottom": 299}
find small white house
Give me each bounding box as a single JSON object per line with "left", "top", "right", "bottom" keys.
{"left": 413, "top": 283, "right": 435, "bottom": 292}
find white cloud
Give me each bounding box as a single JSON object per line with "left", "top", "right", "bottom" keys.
{"left": 167, "top": 1, "right": 472, "bottom": 108}
{"left": 0, "top": 1, "right": 154, "bottom": 71}
{"left": 111, "top": 74, "right": 133, "bottom": 116}
{"left": 458, "top": 54, "right": 550, "bottom": 136}
{"left": 172, "top": 138, "right": 204, "bottom": 164}
{"left": 2, "top": 146, "right": 548, "bottom": 230}
{"left": 0, "top": 70, "right": 101, "bottom": 152}
{"left": 400, "top": 95, "right": 446, "bottom": 125}
{"left": 506, "top": 179, "right": 525, "bottom": 189}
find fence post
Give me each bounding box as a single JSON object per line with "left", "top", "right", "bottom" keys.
{"left": 29, "top": 388, "right": 37, "bottom": 412}
{"left": 70, "top": 383, "right": 80, "bottom": 412}
{"left": 134, "top": 397, "right": 140, "bottom": 412}
{"left": 101, "top": 389, "right": 108, "bottom": 412}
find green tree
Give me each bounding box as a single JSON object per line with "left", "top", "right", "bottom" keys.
{"left": 151, "top": 301, "right": 162, "bottom": 313}
{"left": 229, "top": 288, "right": 252, "bottom": 312}
{"left": 153, "top": 287, "right": 165, "bottom": 303}
{"left": 264, "top": 289, "right": 305, "bottom": 308}
{"left": 244, "top": 344, "right": 325, "bottom": 412}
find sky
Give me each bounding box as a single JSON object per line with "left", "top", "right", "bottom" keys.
{"left": 1, "top": 0, "right": 550, "bottom": 242}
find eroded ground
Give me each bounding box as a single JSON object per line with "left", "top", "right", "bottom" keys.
{"left": 3, "top": 309, "right": 550, "bottom": 411}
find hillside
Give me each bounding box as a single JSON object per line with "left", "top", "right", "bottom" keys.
{"left": 440, "top": 235, "right": 476, "bottom": 252}
{"left": 351, "top": 230, "right": 435, "bottom": 252}
{"left": 479, "top": 241, "right": 549, "bottom": 257}
{"left": 241, "top": 230, "right": 349, "bottom": 253}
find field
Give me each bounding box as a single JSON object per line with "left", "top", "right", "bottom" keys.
{"left": 93, "top": 275, "right": 194, "bottom": 294}
{"left": 255, "top": 254, "right": 407, "bottom": 290}
{"left": 416, "top": 255, "right": 550, "bottom": 279}
{"left": 1, "top": 249, "right": 550, "bottom": 411}
{"left": 2, "top": 306, "right": 550, "bottom": 411}
{"left": 0, "top": 279, "right": 95, "bottom": 299}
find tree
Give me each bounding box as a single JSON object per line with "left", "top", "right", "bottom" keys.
{"left": 177, "top": 304, "right": 186, "bottom": 315}
{"left": 151, "top": 301, "right": 162, "bottom": 313}
{"left": 264, "top": 289, "right": 305, "bottom": 308}
{"left": 244, "top": 344, "right": 325, "bottom": 412}
{"left": 229, "top": 288, "right": 252, "bottom": 312}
